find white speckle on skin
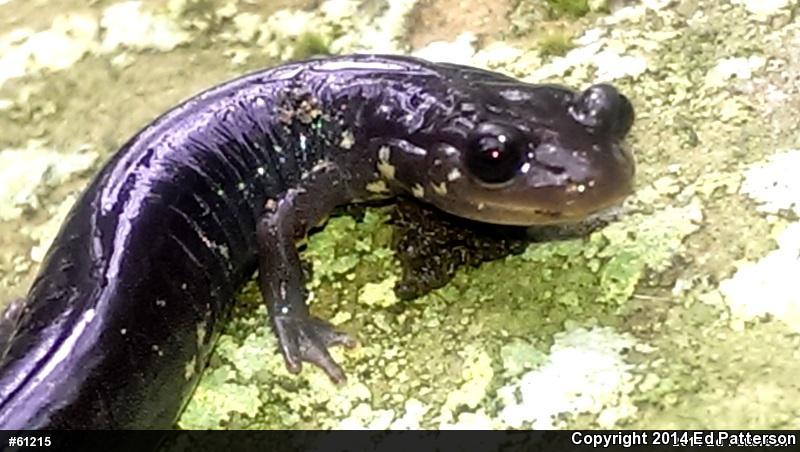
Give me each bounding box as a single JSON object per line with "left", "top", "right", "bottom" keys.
{"left": 310, "top": 159, "right": 333, "bottom": 174}
{"left": 520, "top": 162, "right": 531, "bottom": 174}
{"left": 378, "top": 145, "right": 391, "bottom": 162}
{"left": 497, "top": 89, "right": 531, "bottom": 102}
{"left": 253, "top": 96, "right": 267, "bottom": 110}
{"left": 566, "top": 183, "right": 587, "bottom": 194}
{"left": 155, "top": 299, "right": 166, "bottom": 308}
{"left": 196, "top": 321, "right": 207, "bottom": 350}
{"left": 280, "top": 306, "right": 290, "bottom": 315}
{"left": 447, "top": 168, "right": 462, "bottom": 181}
{"left": 184, "top": 355, "right": 197, "bottom": 381}
{"left": 340, "top": 130, "right": 355, "bottom": 149}
{"left": 377, "top": 160, "right": 396, "bottom": 180}
{"left": 366, "top": 180, "right": 390, "bottom": 194}
{"left": 477, "top": 202, "right": 485, "bottom": 211}
{"left": 257, "top": 166, "right": 266, "bottom": 176}
{"left": 443, "top": 147, "right": 459, "bottom": 157}
{"left": 120, "top": 328, "right": 127, "bottom": 335}
{"left": 431, "top": 181, "right": 448, "bottom": 196}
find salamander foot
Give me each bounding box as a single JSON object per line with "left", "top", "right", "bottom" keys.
{"left": 273, "top": 314, "right": 356, "bottom": 384}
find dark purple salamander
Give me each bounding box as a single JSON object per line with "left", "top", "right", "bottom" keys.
{"left": 0, "top": 54, "right": 634, "bottom": 428}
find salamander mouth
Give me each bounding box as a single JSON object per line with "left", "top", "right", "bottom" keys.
{"left": 525, "top": 204, "right": 626, "bottom": 240}
{"left": 530, "top": 208, "right": 564, "bottom": 220}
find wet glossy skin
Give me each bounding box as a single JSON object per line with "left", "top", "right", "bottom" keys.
{"left": 0, "top": 55, "right": 634, "bottom": 428}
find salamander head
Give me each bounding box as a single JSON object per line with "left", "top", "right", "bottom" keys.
{"left": 386, "top": 77, "right": 636, "bottom": 226}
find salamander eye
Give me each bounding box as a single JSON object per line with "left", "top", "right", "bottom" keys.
{"left": 465, "top": 123, "right": 524, "bottom": 185}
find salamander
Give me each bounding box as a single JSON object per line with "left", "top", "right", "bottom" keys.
{"left": 0, "top": 54, "right": 635, "bottom": 429}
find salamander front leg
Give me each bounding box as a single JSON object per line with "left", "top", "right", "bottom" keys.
{"left": 256, "top": 184, "right": 356, "bottom": 383}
